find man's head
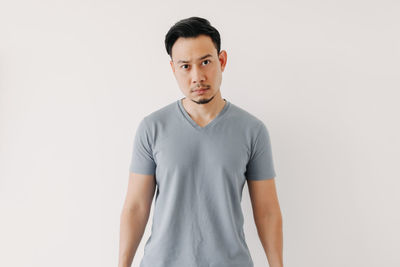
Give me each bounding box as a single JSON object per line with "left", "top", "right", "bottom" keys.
{"left": 165, "top": 17, "right": 227, "bottom": 105}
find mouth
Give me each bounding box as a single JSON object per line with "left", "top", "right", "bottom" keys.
{"left": 194, "top": 87, "right": 208, "bottom": 92}
{"left": 194, "top": 88, "right": 208, "bottom": 95}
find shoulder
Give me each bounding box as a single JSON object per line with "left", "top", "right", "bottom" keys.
{"left": 228, "top": 102, "right": 266, "bottom": 130}
{"left": 137, "top": 100, "right": 178, "bottom": 137}
{"left": 137, "top": 100, "right": 177, "bottom": 129}
{"left": 143, "top": 100, "right": 176, "bottom": 123}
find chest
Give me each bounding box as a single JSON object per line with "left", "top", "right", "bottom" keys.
{"left": 153, "top": 128, "right": 251, "bottom": 177}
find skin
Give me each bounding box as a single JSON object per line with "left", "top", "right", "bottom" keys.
{"left": 169, "top": 34, "right": 228, "bottom": 127}
{"left": 118, "top": 34, "right": 283, "bottom": 267}
{"left": 247, "top": 178, "right": 284, "bottom": 267}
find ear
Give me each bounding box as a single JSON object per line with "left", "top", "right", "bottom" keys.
{"left": 170, "top": 60, "right": 175, "bottom": 74}
{"left": 218, "top": 50, "right": 227, "bottom": 72}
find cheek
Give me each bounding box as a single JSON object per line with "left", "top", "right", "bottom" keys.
{"left": 209, "top": 66, "right": 219, "bottom": 78}
{"left": 177, "top": 75, "right": 191, "bottom": 88}
{"left": 209, "top": 69, "right": 220, "bottom": 82}
{"left": 176, "top": 74, "right": 187, "bottom": 82}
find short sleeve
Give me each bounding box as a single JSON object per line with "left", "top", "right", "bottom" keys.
{"left": 245, "top": 122, "right": 276, "bottom": 180}
{"left": 129, "top": 117, "right": 156, "bottom": 175}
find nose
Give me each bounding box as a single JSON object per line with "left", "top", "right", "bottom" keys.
{"left": 191, "top": 65, "right": 206, "bottom": 84}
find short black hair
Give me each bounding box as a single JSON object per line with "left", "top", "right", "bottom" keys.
{"left": 165, "top": 16, "right": 221, "bottom": 59}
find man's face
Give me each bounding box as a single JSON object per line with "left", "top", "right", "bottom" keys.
{"left": 170, "top": 34, "right": 227, "bottom": 104}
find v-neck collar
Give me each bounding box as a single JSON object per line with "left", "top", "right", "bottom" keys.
{"left": 177, "top": 97, "right": 231, "bottom": 131}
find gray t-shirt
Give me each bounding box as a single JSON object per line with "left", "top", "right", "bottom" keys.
{"left": 129, "top": 97, "right": 276, "bottom": 267}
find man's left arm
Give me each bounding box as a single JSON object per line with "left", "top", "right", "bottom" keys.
{"left": 247, "top": 178, "right": 283, "bottom": 267}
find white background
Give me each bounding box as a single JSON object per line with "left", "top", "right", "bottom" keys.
{"left": 1, "top": 1, "right": 399, "bottom": 266}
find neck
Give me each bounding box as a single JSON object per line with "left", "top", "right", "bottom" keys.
{"left": 182, "top": 94, "right": 226, "bottom": 120}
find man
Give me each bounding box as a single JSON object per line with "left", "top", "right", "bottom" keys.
{"left": 118, "top": 17, "right": 283, "bottom": 267}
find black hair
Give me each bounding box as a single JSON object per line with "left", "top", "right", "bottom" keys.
{"left": 164, "top": 16, "right": 221, "bottom": 59}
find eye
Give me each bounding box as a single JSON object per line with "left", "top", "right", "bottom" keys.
{"left": 181, "top": 64, "right": 189, "bottom": 69}
{"left": 202, "top": 60, "right": 210, "bottom": 65}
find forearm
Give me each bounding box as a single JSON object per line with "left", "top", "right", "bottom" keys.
{"left": 118, "top": 207, "right": 149, "bottom": 267}
{"left": 255, "top": 213, "right": 283, "bottom": 267}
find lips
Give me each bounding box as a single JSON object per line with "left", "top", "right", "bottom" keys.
{"left": 194, "top": 87, "right": 208, "bottom": 92}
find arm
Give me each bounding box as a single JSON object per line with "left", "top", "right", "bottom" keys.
{"left": 118, "top": 172, "right": 156, "bottom": 267}
{"left": 247, "top": 178, "right": 283, "bottom": 267}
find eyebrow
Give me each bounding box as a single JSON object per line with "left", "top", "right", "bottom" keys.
{"left": 176, "top": 54, "right": 213, "bottom": 64}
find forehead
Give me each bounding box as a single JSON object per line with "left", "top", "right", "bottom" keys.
{"left": 171, "top": 35, "right": 217, "bottom": 62}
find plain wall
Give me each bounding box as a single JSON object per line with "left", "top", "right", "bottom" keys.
{"left": 0, "top": 0, "right": 399, "bottom": 266}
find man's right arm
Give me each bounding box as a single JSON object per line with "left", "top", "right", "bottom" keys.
{"left": 118, "top": 172, "right": 156, "bottom": 267}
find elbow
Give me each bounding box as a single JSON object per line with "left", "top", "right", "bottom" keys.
{"left": 254, "top": 211, "right": 283, "bottom": 223}
{"left": 121, "top": 204, "right": 151, "bottom": 219}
